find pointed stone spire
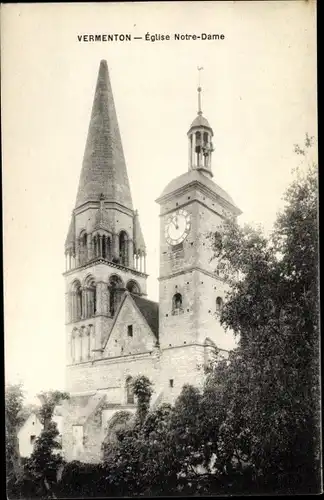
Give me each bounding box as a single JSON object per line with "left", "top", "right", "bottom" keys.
{"left": 75, "top": 60, "right": 133, "bottom": 210}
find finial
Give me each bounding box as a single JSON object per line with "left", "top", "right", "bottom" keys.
{"left": 197, "top": 66, "right": 204, "bottom": 115}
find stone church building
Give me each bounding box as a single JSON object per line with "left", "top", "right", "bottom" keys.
{"left": 58, "top": 60, "right": 241, "bottom": 462}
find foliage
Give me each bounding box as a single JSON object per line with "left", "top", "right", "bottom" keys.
{"left": 132, "top": 375, "right": 154, "bottom": 425}
{"left": 23, "top": 391, "right": 70, "bottom": 498}
{"left": 7, "top": 136, "right": 319, "bottom": 497}
{"left": 37, "top": 390, "right": 70, "bottom": 429}
{"left": 206, "top": 134, "right": 320, "bottom": 493}
{"left": 5, "top": 383, "right": 25, "bottom": 496}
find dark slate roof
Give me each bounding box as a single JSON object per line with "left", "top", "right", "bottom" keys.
{"left": 75, "top": 60, "right": 133, "bottom": 211}
{"left": 188, "top": 113, "right": 212, "bottom": 132}
{"left": 157, "top": 169, "right": 241, "bottom": 215}
{"left": 131, "top": 294, "right": 159, "bottom": 340}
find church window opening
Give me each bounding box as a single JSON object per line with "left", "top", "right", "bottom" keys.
{"left": 125, "top": 376, "right": 135, "bottom": 404}
{"left": 79, "top": 232, "right": 88, "bottom": 265}
{"left": 216, "top": 297, "right": 223, "bottom": 313}
{"left": 71, "top": 281, "right": 83, "bottom": 321}
{"left": 127, "top": 325, "right": 133, "bottom": 337}
{"left": 172, "top": 293, "right": 183, "bottom": 314}
{"left": 169, "top": 379, "right": 174, "bottom": 388}
{"left": 195, "top": 131, "right": 201, "bottom": 152}
{"left": 119, "top": 231, "right": 129, "bottom": 266}
{"left": 30, "top": 435, "right": 36, "bottom": 445}
{"left": 126, "top": 280, "right": 141, "bottom": 295}
{"left": 93, "top": 236, "right": 97, "bottom": 258}
{"left": 107, "top": 236, "right": 112, "bottom": 260}
{"left": 89, "top": 280, "right": 96, "bottom": 317}
{"left": 109, "top": 275, "right": 124, "bottom": 317}
{"left": 102, "top": 236, "right": 106, "bottom": 259}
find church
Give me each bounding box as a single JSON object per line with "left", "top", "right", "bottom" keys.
{"left": 57, "top": 60, "right": 241, "bottom": 463}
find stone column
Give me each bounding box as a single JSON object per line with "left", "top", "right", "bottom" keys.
{"left": 81, "top": 288, "right": 86, "bottom": 319}
{"left": 128, "top": 239, "right": 133, "bottom": 268}
{"left": 86, "top": 328, "right": 91, "bottom": 360}
{"left": 89, "top": 325, "right": 95, "bottom": 358}
{"left": 188, "top": 135, "right": 192, "bottom": 170}
{"left": 144, "top": 253, "right": 147, "bottom": 274}
{"left": 75, "top": 239, "right": 80, "bottom": 267}
{"left": 65, "top": 292, "right": 70, "bottom": 323}
{"left": 70, "top": 291, "right": 75, "bottom": 322}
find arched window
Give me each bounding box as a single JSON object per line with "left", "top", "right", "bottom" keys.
{"left": 195, "top": 131, "right": 201, "bottom": 151}
{"left": 71, "top": 281, "right": 83, "bottom": 321}
{"left": 119, "top": 231, "right": 129, "bottom": 266}
{"left": 216, "top": 297, "right": 223, "bottom": 313}
{"left": 109, "top": 275, "right": 124, "bottom": 317}
{"left": 93, "top": 235, "right": 97, "bottom": 258}
{"left": 126, "top": 280, "right": 141, "bottom": 295}
{"left": 84, "top": 277, "right": 96, "bottom": 318}
{"left": 79, "top": 232, "right": 88, "bottom": 265}
{"left": 107, "top": 236, "right": 112, "bottom": 260}
{"left": 125, "top": 376, "right": 135, "bottom": 405}
{"left": 172, "top": 293, "right": 183, "bottom": 314}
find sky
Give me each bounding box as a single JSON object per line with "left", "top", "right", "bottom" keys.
{"left": 2, "top": 1, "right": 317, "bottom": 402}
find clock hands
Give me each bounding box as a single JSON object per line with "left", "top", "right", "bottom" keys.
{"left": 171, "top": 215, "right": 179, "bottom": 230}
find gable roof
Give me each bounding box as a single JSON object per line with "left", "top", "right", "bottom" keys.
{"left": 102, "top": 292, "right": 159, "bottom": 350}
{"left": 131, "top": 294, "right": 159, "bottom": 340}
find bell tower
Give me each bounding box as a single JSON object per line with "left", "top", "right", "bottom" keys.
{"left": 157, "top": 70, "right": 242, "bottom": 401}
{"left": 64, "top": 60, "right": 148, "bottom": 394}
{"left": 187, "top": 70, "right": 214, "bottom": 177}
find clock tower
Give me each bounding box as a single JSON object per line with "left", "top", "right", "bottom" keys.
{"left": 156, "top": 81, "right": 242, "bottom": 401}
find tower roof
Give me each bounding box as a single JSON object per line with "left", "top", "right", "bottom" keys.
{"left": 157, "top": 169, "right": 242, "bottom": 215}
{"left": 75, "top": 60, "right": 133, "bottom": 210}
{"left": 188, "top": 114, "right": 212, "bottom": 133}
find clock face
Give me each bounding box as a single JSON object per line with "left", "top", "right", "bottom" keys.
{"left": 165, "top": 209, "right": 191, "bottom": 246}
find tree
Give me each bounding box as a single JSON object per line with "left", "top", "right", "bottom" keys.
{"left": 25, "top": 390, "right": 69, "bottom": 498}
{"left": 5, "top": 383, "right": 25, "bottom": 495}
{"left": 132, "top": 375, "right": 153, "bottom": 426}
{"left": 206, "top": 135, "right": 320, "bottom": 493}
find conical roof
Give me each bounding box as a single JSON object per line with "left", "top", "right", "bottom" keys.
{"left": 75, "top": 60, "right": 133, "bottom": 210}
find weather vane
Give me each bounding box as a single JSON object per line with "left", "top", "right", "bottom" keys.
{"left": 197, "top": 66, "right": 204, "bottom": 114}
{"left": 197, "top": 66, "right": 204, "bottom": 88}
